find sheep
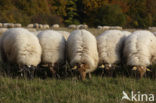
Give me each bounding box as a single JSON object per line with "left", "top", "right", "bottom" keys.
{"left": 52, "top": 24, "right": 59, "bottom": 28}
{"left": 77, "top": 24, "right": 88, "bottom": 29}
{"left": 97, "top": 26, "right": 103, "bottom": 29}
{"left": 3, "top": 23, "right": 14, "bottom": 28}
{"left": 27, "top": 24, "right": 34, "bottom": 28}
{"left": 67, "top": 29, "right": 99, "bottom": 80}
{"left": 0, "top": 28, "right": 42, "bottom": 78}
{"left": 37, "top": 30, "right": 66, "bottom": 77}
{"left": 14, "top": 23, "right": 22, "bottom": 28}
{"left": 57, "top": 31, "right": 70, "bottom": 40}
{"left": 97, "top": 26, "right": 110, "bottom": 30}
{"left": 122, "top": 31, "right": 131, "bottom": 36}
{"left": 39, "top": 24, "right": 43, "bottom": 29}
{"left": 96, "top": 30, "right": 130, "bottom": 72}
{"left": 123, "top": 30, "right": 156, "bottom": 78}
{"left": 110, "top": 26, "right": 122, "bottom": 30}
{"left": 68, "top": 24, "right": 76, "bottom": 29}
{"left": 0, "top": 28, "right": 8, "bottom": 35}
{"left": 43, "top": 24, "right": 49, "bottom": 29}
{"left": 34, "top": 23, "right": 39, "bottom": 28}
{"left": 153, "top": 32, "right": 156, "bottom": 36}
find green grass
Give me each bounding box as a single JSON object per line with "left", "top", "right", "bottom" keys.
{"left": 0, "top": 75, "right": 155, "bottom": 103}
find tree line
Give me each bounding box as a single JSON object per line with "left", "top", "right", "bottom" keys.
{"left": 0, "top": 0, "right": 156, "bottom": 28}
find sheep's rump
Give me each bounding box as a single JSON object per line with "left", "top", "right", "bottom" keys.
{"left": 1, "top": 28, "right": 41, "bottom": 66}
{"left": 67, "top": 29, "right": 99, "bottom": 73}
{"left": 37, "top": 30, "right": 66, "bottom": 65}
{"left": 124, "top": 30, "right": 156, "bottom": 66}
{"left": 97, "top": 30, "right": 129, "bottom": 65}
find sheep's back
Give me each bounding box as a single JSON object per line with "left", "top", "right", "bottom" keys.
{"left": 2, "top": 28, "right": 41, "bottom": 66}
{"left": 38, "top": 30, "right": 65, "bottom": 64}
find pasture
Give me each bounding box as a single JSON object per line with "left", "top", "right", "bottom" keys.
{"left": 0, "top": 27, "right": 156, "bottom": 103}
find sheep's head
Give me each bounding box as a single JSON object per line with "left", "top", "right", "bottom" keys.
{"left": 19, "top": 64, "right": 36, "bottom": 79}
{"left": 132, "top": 66, "right": 151, "bottom": 78}
{"left": 72, "top": 63, "right": 89, "bottom": 80}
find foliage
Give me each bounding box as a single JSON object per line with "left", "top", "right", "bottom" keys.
{"left": 0, "top": 0, "right": 156, "bottom": 28}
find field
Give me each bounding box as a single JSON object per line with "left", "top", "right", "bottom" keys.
{"left": 0, "top": 28, "right": 156, "bottom": 103}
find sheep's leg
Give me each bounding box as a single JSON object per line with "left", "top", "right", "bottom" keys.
{"left": 48, "top": 64, "right": 56, "bottom": 77}
{"left": 88, "top": 73, "right": 92, "bottom": 79}
{"left": 80, "top": 71, "right": 86, "bottom": 81}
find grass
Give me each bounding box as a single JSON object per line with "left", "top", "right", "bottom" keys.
{"left": 0, "top": 75, "right": 156, "bottom": 103}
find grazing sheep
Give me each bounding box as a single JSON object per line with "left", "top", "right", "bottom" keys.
{"left": 96, "top": 30, "right": 130, "bottom": 71}
{"left": 123, "top": 30, "right": 156, "bottom": 77}
{"left": 27, "top": 24, "right": 34, "bottom": 28}
{"left": 77, "top": 24, "right": 88, "bottom": 29}
{"left": 3, "top": 23, "right": 14, "bottom": 28}
{"left": 122, "top": 31, "right": 131, "bottom": 36}
{"left": 0, "top": 28, "right": 8, "bottom": 35}
{"left": 14, "top": 23, "right": 22, "bottom": 28}
{"left": 52, "top": 24, "right": 59, "bottom": 28}
{"left": 37, "top": 30, "right": 66, "bottom": 77}
{"left": 39, "top": 24, "right": 43, "bottom": 29}
{"left": 34, "top": 23, "right": 39, "bottom": 28}
{"left": 153, "top": 32, "right": 156, "bottom": 36}
{"left": 0, "top": 28, "right": 42, "bottom": 78}
{"left": 57, "top": 31, "right": 70, "bottom": 40}
{"left": 68, "top": 24, "right": 76, "bottom": 29}
{"left": 43, "top": 24, "right": 49, "bottom": 29}
{"left": 110, "top": 26, "right": 122, "bottom": 30}
{"left": 67, "top": 29, "right": 99, "bottom": 80}
{"left": 97, "top": 26, "right": 103, "bottom": 29}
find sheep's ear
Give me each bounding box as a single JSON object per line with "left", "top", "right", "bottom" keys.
{"left": 99, "top": 64, "right": 105, "bottom": 68}
{"left": 146, "top": 68, "right": 151, "bottom": 72}
{"left": 72, "top": 66, "right": 77, "bottom": 70}
{"left": 132, "top": 66, "right": 137, "bottom": 70}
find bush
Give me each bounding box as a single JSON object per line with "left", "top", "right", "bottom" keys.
{"left": 92, "top": 4, "right": 126, "bottom": 27}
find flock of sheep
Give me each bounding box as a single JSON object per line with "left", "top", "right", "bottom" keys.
{"left": 0, "top": 28, "right": 156, "bottom": 80}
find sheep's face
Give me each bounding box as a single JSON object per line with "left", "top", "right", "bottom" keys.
{"left": 78, "top": 64, "right": 89, "bottom": 80}
{"left": 132, "top": 66, "right": 150, "bottom": 78}
{"left": 72, "top": 63, "right": 89, "bottom": 80}
{"left": 19, "top": 65, "right": 36, "bottom": 79}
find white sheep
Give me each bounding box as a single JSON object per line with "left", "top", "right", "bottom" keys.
{"left": 57, "top": 31, "right": 70, "bottom": 40}
{"left": 68, "top": 24, "right": 76, "bottom": 29}
{"left": 37, "top": 30, "right": 66, "bottom": 76}
{"left": 0, "top": 28, "right": 8, "bottom": 35}
{"left": 67, "top": 29, "right": 99, "bottom": 80}
{"left": 27, "top": 24, "right": 34, "bottom": 28}
{"left": 96, "top": 30, "right": 130, "bottom": 70}
{"left": 0, "top": 28, "right": 42, "bottom": 77}
{"left": 14, "top": 23, "right": 22, "bottom": 28}
{"left": 52, "top": 24, "right": 59, "bottom": 28}
{"left": 43, "top": 24, "right": 49, "bottom": 29}
{"left": 123, "top": 30, "right": 156, "bottom": 77}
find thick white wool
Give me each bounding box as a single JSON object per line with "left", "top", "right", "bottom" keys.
{"left": 124, "top": 30, "right": 156, "bottom": 66}
{"left": 1, "top": 28, "right": 41, "bottom": 66}
{"left": 37, "top": 30, "right": 66, "bottom": 65}
{"left": 97, "top": 30, "right": 129, "bottom": 65}
{"left": 67, "top": 29, "right": 99, "bottom": 73}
